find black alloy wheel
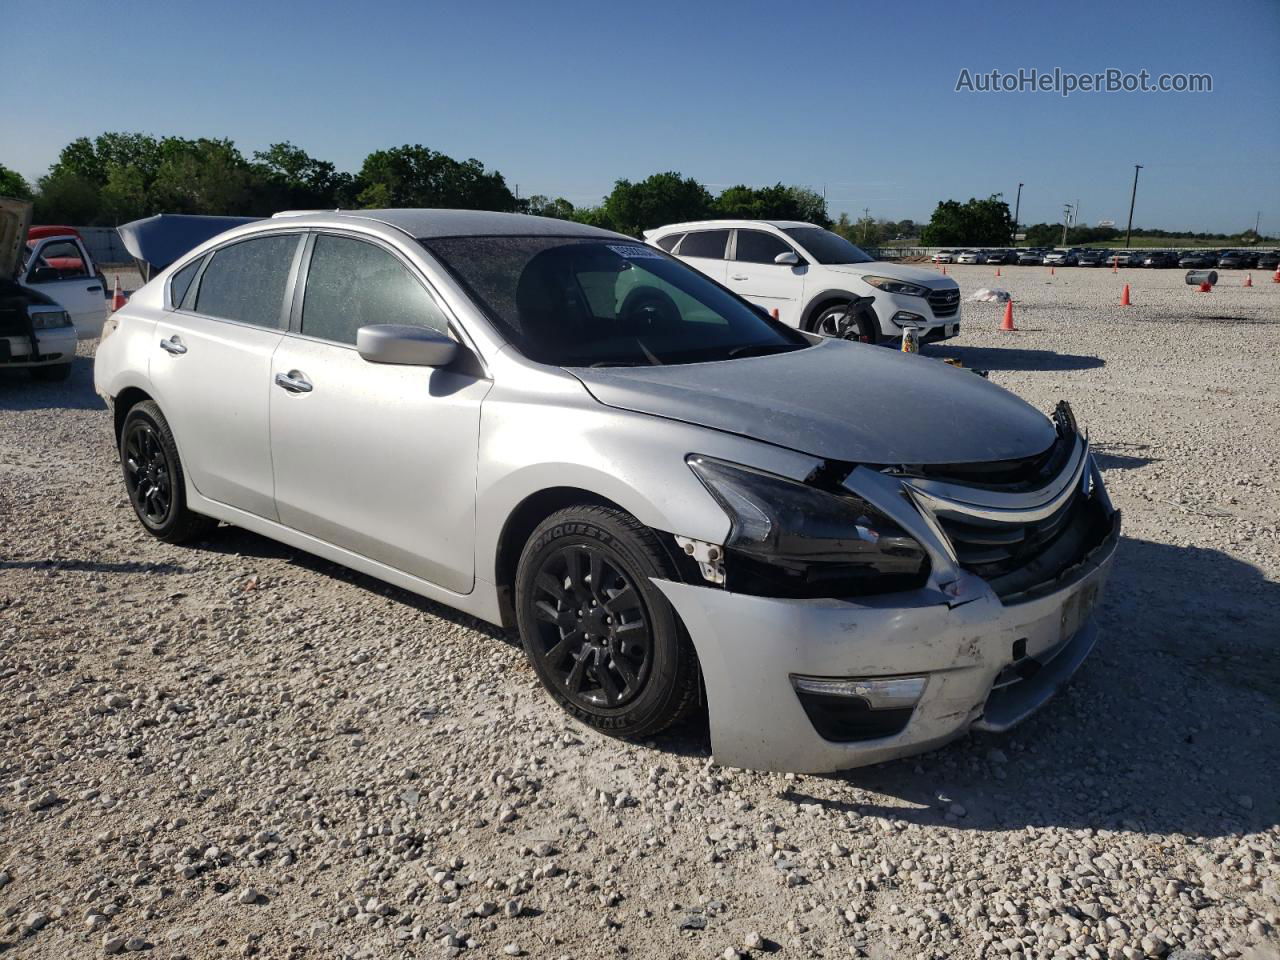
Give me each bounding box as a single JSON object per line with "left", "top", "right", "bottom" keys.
{"left": 529, "top": 543, "right": 651, "bottom": 709}
{"left": 123, "top": 418, "right": 173, "bottom": 527}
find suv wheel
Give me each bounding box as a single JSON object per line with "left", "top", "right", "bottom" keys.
{"left": 812, "top": 303, "right": 879, "bottom": 344}
{"left": 119, "top": 400, "right": 217, "bottom": 544}
{"left": 515, "top": 506, "right": 699, "bottom": 739}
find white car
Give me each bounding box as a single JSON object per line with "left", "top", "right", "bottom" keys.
{"left": 931, "top": 250, "right": 955, "bottom": 264}
{"left": 1, "top": 198, "right": 109, "bottom": 341}
{"left": 955, "top": 250, "right": 982, "bottom": 265}
{"left": 1, "top": 199, "right": 82, "bottom": 380}
{"left": 645, "top": 221, "right": 960, "bottom": 343}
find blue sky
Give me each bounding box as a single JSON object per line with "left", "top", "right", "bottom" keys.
{"left": 8, "top": 0, "right": 1278, "bottom": 233}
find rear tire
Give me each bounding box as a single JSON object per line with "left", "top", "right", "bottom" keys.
{"left": 515, "top": 505, "right": 698, "bottom": 739}
{"left": 30, "top": 363, "right": 71, "bottom": 382}
{"left": 119, "top": 400, "right": 217, "bottom": 544}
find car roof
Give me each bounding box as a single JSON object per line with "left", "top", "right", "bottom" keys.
{"left": 645, "top": 219, "right": 816, "bottom": 237}
{"left": 270, "top": 208, "right": 625, "bottom": 241}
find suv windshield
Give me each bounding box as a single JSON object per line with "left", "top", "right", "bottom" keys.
{"left": 422, "top": 236, "right": 808, "bottom": 366}
{"left": 781, "top": 227, "right": 874, "bottom": 265}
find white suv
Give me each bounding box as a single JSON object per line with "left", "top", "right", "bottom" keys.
{"left": 644, "top": 220, "right": 960, "bottom": 343}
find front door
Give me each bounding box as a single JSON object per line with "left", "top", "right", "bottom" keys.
{"left": 23, "top": 236, "right": 106, "bottom": 338}
{"left": 269, "top": 233, "right": 490, "bottom": 594}
{"left": 726, "top": 229, "right": 805, "bottom": 327}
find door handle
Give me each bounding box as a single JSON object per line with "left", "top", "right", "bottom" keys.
{"left": 86, "top": 285, "right": 102, "bottom": 293}
{"left": 730, "top": 274, "right": 748, "bottom": 281}
{"left": 159, "top": 336, "right": 187, "bottom": 355}
{"left": 275, "top": 371, "right": 313, "bottom": 394}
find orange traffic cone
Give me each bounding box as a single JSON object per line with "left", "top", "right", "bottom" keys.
{"left": 1050, "top": 265, "right": 1056, "bottom": 276}
{"left": 770, "top": 308, "right": 780, "bottom": 320}
{"left": 995, "top": 266, "right": 1001, "bottom": 277}
{"left": 1112, "top": 257, "right": 1118, "bottom": 274}
{"left": 1000, "top": 300, "right": 1016, "bottom": 332}
{"left": 1273, "top": 267, "right": 1280, "bottom": 284}
{"left": 1197, "top": 281, "right": 1212, "bottom": 292}
{"left": 1120, "top": 284, "right": 1131, "bottom": 306}
{"left": 111, "top": 275, "right": 126, "bottom": 312}
{"left": 1244, "top": 274, "right": 1253, "bottom": 287}
{"left": 941, "top": 264, "right": 947, "bottom": 275}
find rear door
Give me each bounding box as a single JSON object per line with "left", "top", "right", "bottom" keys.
{"left": 268, "top": 232, "right": 490, "bottom": 593}
{"left": 22, "top": 236, "right": 106, "bottom": 338}
{"left": 726, "top": 228, "right": 805, "bottom": 326}
{"left": 149, "top": 232, "right": 303, "bottom": 520}
{"left": 673, "top": 229, "right": 729, "bottom": 284}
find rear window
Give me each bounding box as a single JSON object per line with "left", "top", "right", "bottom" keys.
{"left": 195, "top": 234, "right": 299, "bottom": 329}
{"left": 676, "top": 230, "right": 729, "bottom": 259}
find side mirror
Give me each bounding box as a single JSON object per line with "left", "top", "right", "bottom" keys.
{"left": 774, "top": 251, "right": 800, "bottom": 266}
{"left": 356, "top": 324, "right": 458, "bottom": 367}
{"left": 28, "top": 266, "right": 60, "bottom": 283}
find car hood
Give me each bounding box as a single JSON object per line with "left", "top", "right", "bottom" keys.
{"left": 0, "top": 197, "right": 34, "bottom": 280}
{"left": 822, "top": 261, "right": 957, "bottom": 289}
{"left": 568, "top": 338, "right": 1056, "bottom": 465}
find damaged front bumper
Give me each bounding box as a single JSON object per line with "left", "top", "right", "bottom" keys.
{"left": 654, "top": 509, "right": 1119, "bottom": 774}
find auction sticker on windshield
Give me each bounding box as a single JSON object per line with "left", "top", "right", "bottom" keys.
{"left": 607, "top": 244, "right": 664, "bottom": 260}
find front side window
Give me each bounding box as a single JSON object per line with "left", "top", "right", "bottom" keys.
{"left": 424, "top": 236, "right": 807, "bottom": 367}
{"left": 782, "top": 227, "right": 874, "bottom": 265}
{"left": 301, "top": 235, "right": 448, "bottom": 345}
{"left": 735, "top": 230, "right": 795, "bottom": 264}
{"left": 676, "top": 230, "right": 729, "bottom": 260}
{"left": 194, "top": 234, "right": 299, "bottom": 329}
{"left": 31, "top": 239, "right": 89, "bottom": 279}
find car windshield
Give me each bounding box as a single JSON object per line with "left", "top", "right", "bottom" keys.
{"left": 781, "top": 227, "right": 874, "bottom": 265}
{"left": 423, "top": 236, "right": 809, "bottom": 367}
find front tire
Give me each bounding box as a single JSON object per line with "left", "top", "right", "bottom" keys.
{"left": 812, "top": 302, "right": 879, "bottom": 344}
{"left": 119, "top": 400, "right": 217, "bottom": 544}
{"left": 515, "top": 506, "right": 699, "bottom": 739}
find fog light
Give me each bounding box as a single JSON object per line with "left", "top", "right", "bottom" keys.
{"left": 891, "top": 311, "right": 925, "bottom": 327}
{"left": 790, "top": 675, "right": 926, "bottom": 742}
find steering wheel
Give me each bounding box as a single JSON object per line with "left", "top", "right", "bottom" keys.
{"left": 619, "top": 286, "right": 681, "bottom": 331}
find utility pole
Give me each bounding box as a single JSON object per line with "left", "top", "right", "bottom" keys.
{"left": 1125, "top": 165, "right": 1142, "bottom": 248}
{"left": 1012, "top": 182, "right": 1023, "bottom": 245}
{"left": 1061, "top": 202, "right": 1072, "bottom": 246}
{"left": 1255, "top": 211, "right": 1261, "bottom": 237}
{"left": 862, "top": 206, "right": 871, "bottom": 244}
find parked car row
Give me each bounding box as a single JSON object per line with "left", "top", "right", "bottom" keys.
{"left": 931, "top": 246, "right": 1278, "bottom": 269}
{"left": 88, "top": 207, "right": 1120, "bottom": 774}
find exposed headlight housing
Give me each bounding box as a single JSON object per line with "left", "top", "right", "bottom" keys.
{"left": 686, "top": 455, "right": 928, "bottom": 597}
{"left": 29, "top": 309, "right": 72, "bottom": 330}
{"left": 862, "top": 275, "right": 930, "bottom": 298}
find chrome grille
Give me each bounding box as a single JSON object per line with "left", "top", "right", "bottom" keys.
{"left": 927, "top": 288, "right": 960, "bottom": 318}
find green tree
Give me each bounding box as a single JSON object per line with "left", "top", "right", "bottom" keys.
{"left": 149, "top": 138, "right": 255, "bottom": 215}
{"left": 521, "top": 194, "right": 576, "bottom": 219}
{"left": 252, "top": 141, "right": 352, "bottom": 211}
{"left": 353, "top": 145, "right": 515, "bottom": 211}
{"left": 921, "top": 195, "right": 1013, "bottom": 245}
{"left": 600, "top": 172, "right": 714, "bottom": 237}
{"left": 713, "top": 183, "right": 829, "bottom": 227}
{"left": 0, "top": 164, "right": 33, "bottom": 200}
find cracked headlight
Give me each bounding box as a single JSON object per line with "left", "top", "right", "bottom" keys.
{"left": 687, "top": 456, "right": 928, "bottom": 597}
{"left": 29, "top": 309, "right": 72, "bottom": 330}
{"left": 862, "top": 275, "right": 931, "bottom": 298}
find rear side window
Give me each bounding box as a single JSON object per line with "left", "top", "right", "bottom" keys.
{"left": 301, "top": 234, "right": 448, "bottom": 345}
{"left": 169, "top": 257, "right": 202, "bottom": 309}
{"left": 735, "top": 230, "right": 794, "bottom": 264}
{"left": 654, "top": 233, "right": 683, "bottom": 252}
{"left": 195, "top": 234, "right": 299, "bottom": 329}
{"left": 677, "top": 230, "right": 729, "bottom": 259}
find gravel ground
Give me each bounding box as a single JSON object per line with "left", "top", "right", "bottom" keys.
{"left": 1, "top": 264, "right": 1277, "bottom": 960}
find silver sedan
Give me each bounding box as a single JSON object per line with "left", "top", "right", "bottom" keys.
{"left": 94, "top": 210, "right": 1120, "bottom": 773}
